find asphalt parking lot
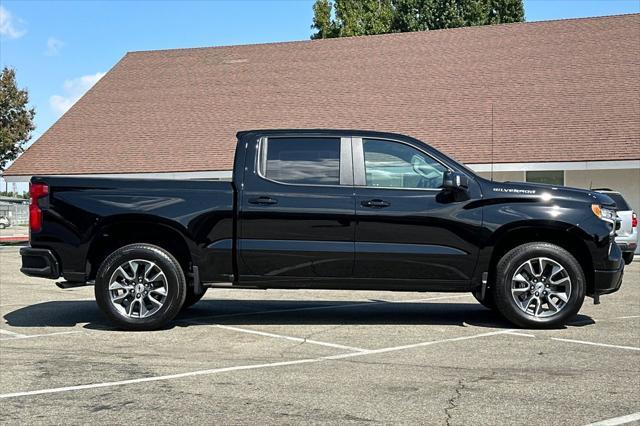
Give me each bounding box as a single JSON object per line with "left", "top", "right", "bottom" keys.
{"left": 0, "top": 246, "right": 638, "bottom": 425}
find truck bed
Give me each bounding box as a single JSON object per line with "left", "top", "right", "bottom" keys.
{"left": 29, "top": 175, "right": 235, "bottom": 283}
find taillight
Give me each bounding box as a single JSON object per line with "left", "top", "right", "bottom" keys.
{"left": 29, "top": 183, "right": 49, "bottom": 233}
{"left": 633, "top": 213, "right": 638, "bottom": 228}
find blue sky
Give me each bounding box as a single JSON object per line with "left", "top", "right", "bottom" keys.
{"left": 1, "top": 0, "right": 639, "bottom": 190}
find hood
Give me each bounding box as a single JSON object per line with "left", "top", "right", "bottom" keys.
{"left": 481, "top": 179, "right": 616, "bottom": 207}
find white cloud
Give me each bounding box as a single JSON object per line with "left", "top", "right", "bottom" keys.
{"left": 0, "top": 6, "right": 26, "bottom": 39}
{"left": 45, "top": 37, "right": 64, "bottom": 56}
{"left": 49, "top": 72, "right": 106, "bottom": 116}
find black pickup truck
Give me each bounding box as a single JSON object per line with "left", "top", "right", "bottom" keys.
{"left": 20, "top": 130, "right": 624, "bottom": 330}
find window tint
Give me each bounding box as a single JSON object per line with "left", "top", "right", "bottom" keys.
{"left": 363, "top": 139, "right": 446, "bottom": 189}
{"left": 264, "top": 137, "right": 340, "bottom": 185}
{"left": 525, "top": 170, "right": 564, "bottom": 186}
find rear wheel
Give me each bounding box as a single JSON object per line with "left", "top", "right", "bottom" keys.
{"left": 493, "top": 242, "right": 585, "bottom": 328}
{"left": 623, "top": 252, "right": 634, "bottom": 265}
{"left": 95, "top": 244, "right": 187, "bottom": 331}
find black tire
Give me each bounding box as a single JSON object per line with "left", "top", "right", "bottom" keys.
{"left": 181, "top": 287, "right": 208, "bottom": 310}
{"left": 95, "top": 244, "right": 187, "bottom": 331}
{"left": 623, "top": 252, "right": 634, "bottom": 265}
{"left": 472, "top": 288, "right": 496, "bottom": 311}
{"left": 493, "top": 242, "right": 585, "bottom": 329}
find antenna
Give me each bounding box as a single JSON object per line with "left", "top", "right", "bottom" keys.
{"left": 490, "top": 103, "right": 495, "bottom": 181}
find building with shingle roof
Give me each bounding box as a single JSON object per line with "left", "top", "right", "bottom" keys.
{"left": 3, "top": 14, "right": 639, "bottom": 227}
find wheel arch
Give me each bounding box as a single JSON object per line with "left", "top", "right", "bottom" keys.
{"left": 486, "top": 222, "right": 594, "bottom": 294}
{"left": 86, "top": 217, "right": 194, "bottom": 282}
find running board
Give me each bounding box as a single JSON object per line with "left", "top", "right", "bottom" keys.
{"left": 204, "top": 282, "right": 264, "bottom": 290}
{"left": 56, "top": 280, "right": 93, "bottom": 289}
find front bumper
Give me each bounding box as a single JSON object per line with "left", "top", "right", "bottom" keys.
{"left": 593, "top": 263, "right": 624, "bottom": 295}
{"left": 20, "top": 247, "right": 60, "bottom": 279}
{"left": 590, "top": 242, "right": 624, "bottom": 296}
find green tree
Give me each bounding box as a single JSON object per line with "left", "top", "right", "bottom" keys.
{"left": 312, "top": 0, "right": 394, "bottom": 38}
{"left": 311, "top": 0, "right": 338, "bottom": 39}
{"left": 0, "top": 67, "right": 35, "bottom": 172}
{"left": 311, "top": 0, "right": 524, "bottom": 38}
{"left": 333, "top": 0, "right": 394, "bottom": 37}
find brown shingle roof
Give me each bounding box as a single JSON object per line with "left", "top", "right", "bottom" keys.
{"left": 5, "top": 14, "right": 640, "bottom": 176}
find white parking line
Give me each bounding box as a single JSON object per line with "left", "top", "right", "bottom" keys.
{"left": 0, "top": 330, "right": 83, "bottom": 341}
{"left": 324, "top": 329, "right": 514, "bottom": 359}
{"left": 0, "top": 329, "right": 512, "bottom": 399}
{"left": 611, "top": 315, "right": 640, "bottom": 320}
{"left": 213, "top": 324, "right": 368, "bottom": 352}
{"left": 551, "top": 338, "right": 640, "bottom": 352}
{"left": 0, "top": 328, "right": 28, "bottom": 338}
{"left": 504, "top": 331, "right": 536, "bottom": 338}
{"left": 584, "top": 411, "right": 640, "bottom": 426}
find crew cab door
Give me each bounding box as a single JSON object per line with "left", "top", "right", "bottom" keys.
{"left": 238, "top": 134, "right": 355, "bottom": 280}
{"left": 352, "top": 137, "right": 481, "bottom": 287}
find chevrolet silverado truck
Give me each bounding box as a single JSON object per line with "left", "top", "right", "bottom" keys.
{"left": 20, "top": 130, "right": 624, "bottom": 330}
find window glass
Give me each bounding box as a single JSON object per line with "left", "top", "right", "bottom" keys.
{"left": 525, "top": 170, "right": 564, "bottom": 186}
{"left": 264, "top": 137, "right": 340, "bottom": 185}
{"left": 601, "top": 193, "right": 630, "bottom": 210}
{"left": 363, "top": 139, "right": 446, "bottom": 189}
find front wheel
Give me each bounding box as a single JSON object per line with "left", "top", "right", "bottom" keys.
{"left": 493, "top": 242, "right": 585, "bottom": 329}
{"left": 95, "top": 244, "right": 187, "bottom": 331}
{"left": 622, "top": 252, "right": 634, "bottom": 265}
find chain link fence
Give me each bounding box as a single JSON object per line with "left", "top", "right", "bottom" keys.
{"left": 0, "top": 202, "right": 29, "bottom": 226}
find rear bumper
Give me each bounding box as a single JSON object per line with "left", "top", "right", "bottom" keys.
{"left": 20, "top": 247, "right": 60, "bottom": 279}
{"left": 616, "top": 241, "right": 637, "bottom": 253}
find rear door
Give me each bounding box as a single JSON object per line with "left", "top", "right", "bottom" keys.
{"left": 238, "top": 134, "right": 355, "bottom": 280}
{"left": 352, "top": 137, "right": 480, "bottom": 286}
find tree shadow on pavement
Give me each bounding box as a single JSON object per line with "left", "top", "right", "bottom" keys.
{"left": 2, "top": 298, "right": 595, "bottom": 331}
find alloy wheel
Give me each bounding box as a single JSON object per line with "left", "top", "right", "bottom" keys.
{"left": 510, "top": 257, "right": 572, "bottom": 318}
{"left": 108, "top": 259, "right": 168, "bottom": 319}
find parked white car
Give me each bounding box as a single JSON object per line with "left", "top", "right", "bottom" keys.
{"left": 596, "top": 189, "right": 637, "bottom": 264}
{"left": 0, "top": 216, "right": 10, "bottom": 229}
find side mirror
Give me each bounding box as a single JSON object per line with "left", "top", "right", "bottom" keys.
{"left": 442, "top": 170, "right": 469, "bottom": 191}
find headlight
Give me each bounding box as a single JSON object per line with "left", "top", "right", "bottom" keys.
{"left": 591, "top": 204, "right": 616, "bottom": 221}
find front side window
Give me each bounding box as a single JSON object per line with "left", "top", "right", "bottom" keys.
{"left": 263, "top": 137, "right": 340, "bottom": 185}
{"left": 363, "top": 139, "right": 446, "bottom": 189}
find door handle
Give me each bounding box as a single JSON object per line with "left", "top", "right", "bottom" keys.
{"left": 248, "top": 196, "right": 278, "bottom": 205}
{"left": 361, "top": 199, "right": 390, "bottom": 208}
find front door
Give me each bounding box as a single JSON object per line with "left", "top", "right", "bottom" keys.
{"left": 239, "top": 135, "right": 355, "bottom": 280}
{"left": 353, "top": 137, "right": 480, "bottom": 286}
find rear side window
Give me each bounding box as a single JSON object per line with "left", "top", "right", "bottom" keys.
{"left": 604, "top": 193, "right": 630, "bottom": 210}
{"left": 263, "top": 137, "right": 340, "bottom": 185}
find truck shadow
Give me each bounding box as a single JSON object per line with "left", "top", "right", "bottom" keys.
{"left": 3, "top": 299, "right": 595, "bottom": 330}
